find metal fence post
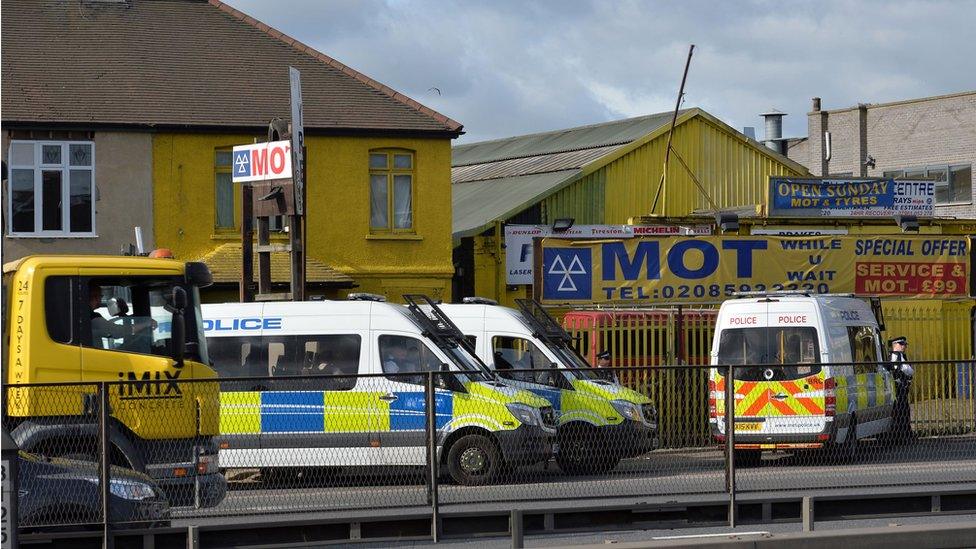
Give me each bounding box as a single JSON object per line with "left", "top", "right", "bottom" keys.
{"left": 425, "top": 372, "right": 440, "bottom": 543}
{"left": 2, "top": 425, "right": 20, "bottom": 549}
{"left": 724, "top": 364, "right": 736, "bottom": 528}
{"left": 99, "top": 382, "right": 113, "bottom": 549}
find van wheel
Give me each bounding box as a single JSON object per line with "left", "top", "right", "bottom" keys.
{"left": 841, "top": 416, "right": 860, "bottom": 462}
{"left": 733, "top": 449, "right": 761, "bottom": 467}
{"left": 556, "top": 442, "right": 618, "bottom": 475}
{"left": 446, "top": 434, "right": 500, "bottom": 486}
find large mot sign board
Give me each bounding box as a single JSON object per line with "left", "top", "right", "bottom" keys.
{"left": 504, "top": 224, "right": 711, "bottom": 284}
{"left": 769, "top": 177, "right": 935, "bottom": 218}
{"left": 535, "top": 235, "right": 970, "bottom": 304}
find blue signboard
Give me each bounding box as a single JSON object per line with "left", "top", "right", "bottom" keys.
{"left": 768, "top": 177, "right": 935, "bottom": 218}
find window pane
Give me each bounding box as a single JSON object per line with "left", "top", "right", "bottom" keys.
{"left": 11, "top": 169, "right": 35, "bottom": 232}
{"left": 370, "top": 174, "right": 389, "bottom": 228}
{"left": 394, "top": 154, "right": 412, "bottom": 169}
{"left": 215, "top": 150, "right": 232, "bottom": 167}
{"left": 369, "top": 153, "right": 388, "bottom": 169}
{"left": 927, "top": 167, "right": 947, "bottom": 182}
{"left": 69, "top": 144, "right": 92, "bottom": 167}
{"left": 393, "top": 174, "right": 412, "bottom": 229}
{"left": 883, "top": 170, "right": 903, "bottom": 179}
{"left": 215, "top": 172, "right": 234, "bottom": 228}
{"left": 41, "top": 144, "right": 61, "bottom": 165}
{"left": 69, "top": 170, "right": 92, "bottom": 233}
{"left": 905, "top": 169, "right": 925, "bottom": 179}
{"left": 10, "top": 142, "right": 34, "bottom": 165}
{"left": 936, "top": 183, "right": 949, "bottom": 203}
{"left": 45, "top": 276, "right": 75, "bottom": 344}
{"left": 950, "top": 165, "right": 972, "bottom": 203}
{"left": 41, "top": 171, "right": 62, "bottom": 231}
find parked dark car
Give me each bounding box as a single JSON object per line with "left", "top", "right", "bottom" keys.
{"left": 18, "top": 451, "right": 170, "bottom": 530}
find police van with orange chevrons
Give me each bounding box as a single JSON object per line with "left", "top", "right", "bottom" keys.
{"left": 709, "top": 293, "right": 895, "bottom": 463}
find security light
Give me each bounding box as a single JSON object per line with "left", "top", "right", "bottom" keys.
{"left": 715, "top": 212, "right": 739, "bottom": 233}
{"left": 895, "top": 214, "right": 919, "bottom": 233}
{"left": 552, "top": 218, "right": 575, "bottom": 233}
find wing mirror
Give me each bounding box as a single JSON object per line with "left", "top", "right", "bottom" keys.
{"left": 170, "top": 287, "right": 187, "bottom": 368}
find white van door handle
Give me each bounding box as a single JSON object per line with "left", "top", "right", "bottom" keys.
{"left": 379, "top": 393, "right": 398, "bottom": 403}
{"left": 771, "top": 393, "right": 788, "bottom": 401}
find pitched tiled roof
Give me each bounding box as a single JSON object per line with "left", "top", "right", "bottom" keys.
{"left": 1, "top": 0, "right": 461, "bottom": 135}
{"left": 198, "top": 243, "right": 354, "bottom": 285}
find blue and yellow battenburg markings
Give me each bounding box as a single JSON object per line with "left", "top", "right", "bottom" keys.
{"left": 220, "top": 390, "right": 453, "bottom": 434}
{"left": 526, "top": 388, "right": 562, "bottom": 413}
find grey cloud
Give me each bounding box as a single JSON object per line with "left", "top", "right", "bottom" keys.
{"left": 227, "top": 0, "right": 976, "bottom": 143}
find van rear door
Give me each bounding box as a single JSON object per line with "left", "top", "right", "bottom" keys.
{"left": 716, "top": 301, "right": 827, "bottom": 437}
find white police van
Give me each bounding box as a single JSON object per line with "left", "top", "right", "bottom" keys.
{"left": 709, "top": 293, "right": 895, "bottom": 463}
{"left": 202, "top": 295, "right": 556, "bottom": 485}
{"left": 439, "top": 298, "right": 659, "bottom": 475}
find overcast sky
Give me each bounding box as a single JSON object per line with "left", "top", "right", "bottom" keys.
{"left": 227, "top": 0, "right": 976, "bottom": 144}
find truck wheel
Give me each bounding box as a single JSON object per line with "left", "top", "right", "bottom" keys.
{"left": 733, "top": 449, "right": 761, "bottom": 467}
{"left": 556, "top": 427, "right": 619, "bottom": 475}
{"left": 446, "top": 434, "right": 500, "bottom": 486}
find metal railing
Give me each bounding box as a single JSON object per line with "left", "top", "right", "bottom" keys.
{"left": 4, "top": 360, "right": 976, "bottom": 542}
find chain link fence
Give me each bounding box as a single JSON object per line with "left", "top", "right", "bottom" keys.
{"left": 5, "top": 360, "right": 976, "bottom": 534}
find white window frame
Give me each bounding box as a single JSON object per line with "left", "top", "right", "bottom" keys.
{"left": 884, "top": 163, "right": 973, "bottom": 206}
{"left": 6, "top": 140, "right": 97, "bottom": 237}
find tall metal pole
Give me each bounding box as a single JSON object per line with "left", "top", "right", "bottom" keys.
{"left": 425, "top": 372, "right": 440, "bottom": 542}
{"left": 99, "top": 382, "right": 113, "bottom": 549}
{"left": 724, "top": 364, "right": 737, "bottom": 528}
{"left": 650, "top": 44, "right": 695, "bottom": 215}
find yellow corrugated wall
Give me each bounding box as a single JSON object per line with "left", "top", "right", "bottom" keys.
{"left": 543, "top": 114, "right": 807, "bottom": 223}
{"left": 883, "top": 299, "right": 974, "bottom": 434}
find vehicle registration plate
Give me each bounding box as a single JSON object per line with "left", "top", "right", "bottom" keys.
{"left": 736, "top": 422, "right": 762, "bottom": 432}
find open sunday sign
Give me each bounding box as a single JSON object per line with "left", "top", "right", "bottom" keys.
{"left": 769, "top": 177, "right": 935, "bottom": 218}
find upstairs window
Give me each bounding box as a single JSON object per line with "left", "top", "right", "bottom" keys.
{"left": 369, "top": 150, "right": 414, "bottom": 232}
{"left": 884, "top": 164, "right": 972, "bottom": 204}
{"left": 7, "top": 141, "right": 95, "bottom": 236}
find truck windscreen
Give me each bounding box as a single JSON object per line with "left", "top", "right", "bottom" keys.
{"left": 716, "top": 327, "right": 821, "bottom": 381}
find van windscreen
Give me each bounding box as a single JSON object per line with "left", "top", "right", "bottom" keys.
{"left": 716, "top": 327, "right": 821, "bottom": 380}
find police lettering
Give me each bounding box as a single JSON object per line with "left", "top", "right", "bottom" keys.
{"left": 778, "top": 315, "right": 807, "bottom": 324}
{"left": 730, "top": 317, "right": 757, "bottom": 325}
{"left": 202, "top": 317, "right": 282, "bottom": 331}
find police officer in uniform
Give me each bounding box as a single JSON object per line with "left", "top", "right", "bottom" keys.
{"left": 595, "top": 351, "right": 617, "bottom": 382}
{"left": 888, "top": 336, "right": 915, "bottom": 441}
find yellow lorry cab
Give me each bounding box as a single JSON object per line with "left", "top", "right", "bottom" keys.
{"left": 3, "top": 255, "right": 226, "bottom": 508}
{"left": 709, "top": 293, "right": 895, "bottom": 464}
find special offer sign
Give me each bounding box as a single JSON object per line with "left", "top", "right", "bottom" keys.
{"left": 232, "top": 140, "right": 293, "bottom": 183}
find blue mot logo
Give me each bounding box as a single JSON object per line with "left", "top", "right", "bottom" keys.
{"left": 543, "top": 248, "right": 592, "bottom": 300}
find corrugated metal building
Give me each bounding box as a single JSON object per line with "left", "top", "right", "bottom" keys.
{"left": 451, "top": 108, "right": 809, "bottom": 303}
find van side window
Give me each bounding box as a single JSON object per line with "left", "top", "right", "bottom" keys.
{"left": 301, "top": 335, "right": 361, "bottom": 390}
{"left": 848, "top": 326, "right": 880, "bottom": 375}
{"left": 379, "top": 335, "right": 441, "bottom": 386}
{"left": 45, "top": 276, "right": 75, "bottom": 344}
{"left": 208, "top": 335, "right": 361, "bottom": 390}
{"left": 491, "top": 336, "right": 558, "bottom": 387}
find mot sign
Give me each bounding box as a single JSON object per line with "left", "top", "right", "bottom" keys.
{"left": 232, "top": 140, "right": 293, "bottom": 183}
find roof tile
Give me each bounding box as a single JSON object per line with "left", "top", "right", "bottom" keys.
{"left": 2, "top": 0, "right": 462, "bottom": 135}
